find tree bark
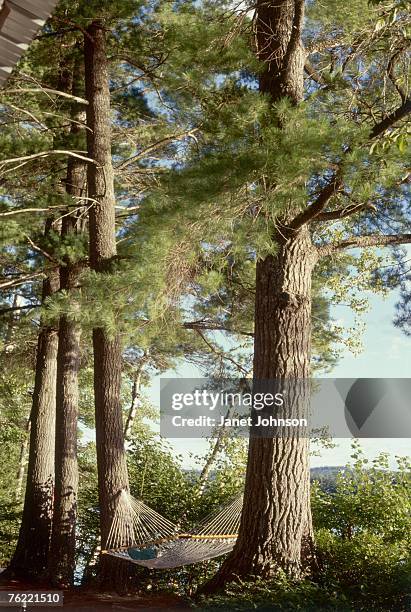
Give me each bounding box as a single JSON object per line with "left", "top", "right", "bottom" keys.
{"left": 49, "top": 62, "right": 86, "bottom": 585}
{"left": 2, "top": 294, "right": 31, "bottom": 504}
{"left": 84, "top": 21, "right": 133, "bottom": 592}
{"left": 8, "top": 224, "right": 59, "bottom": 580}
{"left": 203, "top": 229, "right": 317, "bottom": 590}
{"left": 49, "top": 311, "right": 80, "bottom": 587}
{"left": 201, "top": 0, "right": 316, "bottom": 591}
{"left": 255, "top": 0, "right": 305, "bottom": 104}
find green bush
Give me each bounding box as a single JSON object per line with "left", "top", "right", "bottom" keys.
{"left": 316, "top": 530, "right": 411, "bottom": 608}
{"left": 199, "top": 444, "right": 411, "bottom": 610}
{"left": 197, "top": 574, "right": 351, "bottom": 611}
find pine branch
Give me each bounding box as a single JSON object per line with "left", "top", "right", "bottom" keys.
{"left": 304, "top": 61, "right": 327, "bottom": 87}
{"left": 289, "top": 96, "right": 411, "bottom": 230}
{"left": 370, "top": 98, "right": 411, "bottom": 139}
{"left": 115, "top": 208, "right": 141, "bottom": 219}
{"left": 0, "top": 206, "right": 61, "bottom": 217}
{"left": 306, "top": 38, "right": 345, "bottom": 55}
{"left": 2, "top": 88, "right": 89, "bottom": 105}
{"left": 116, "top": 129, "right": 199, "bottom": 171}
{"left": 0, "top": 271, "right": 48, "bottom": 290}
{"left": 0, "top": 150, "right": 96, "bottom": 169}
{"left": 42, "top": 16, "right": 95, "bottom": 43}
{"left": 288, "top": 174, "right": 343, "bottom": 230}
{"left": 24, "top": 235, "right": 57, "bottom": 264}
{"left": 6, "top": 103, "right": 48, "bottom": 131}
{"left": 192, "top": 328, "right": 249, "bottom": 375}
{"left": 112, "top": 55, "right": 168, "bottom": 81}
{"left": 315, "top": 201, "right": 376, "bottom": 222}
{"left": 0, "top": 303, "right": 39, "bottom": 316}
{"left": 387, "top": 50, "right": 407, "bottom": 103}
{"left": 0, "top": 201, "right": 88, "bottom": 217}
{"left": 317, "top": 233, "right": 411, "bottom": 257}
{"left": 0, "top": 150, "right": 97, "bottom": 177}
{"left": 35, "top": 27, "right": 80, "bottom": 40}
{"left": 183, "top": 320, "right": 254, "bottom": 337}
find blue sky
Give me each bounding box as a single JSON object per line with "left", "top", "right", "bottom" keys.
{"left": 320, "top": 288, "right": 410, "bottom": 468}
{"left": 148, "top": 285, "right": 410, "bottom": 470}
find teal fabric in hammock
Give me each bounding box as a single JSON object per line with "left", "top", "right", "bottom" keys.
{"left": 127, "top": 546, "right": 158, "bottom": 560}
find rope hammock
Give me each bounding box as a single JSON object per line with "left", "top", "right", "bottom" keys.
{"left": 103, "top": 490, "right": 243, "bottom": 569}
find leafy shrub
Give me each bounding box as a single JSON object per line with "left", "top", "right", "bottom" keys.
{"left": 197, "top": 574, "right": 354, "bottom": 611}
{"left": 199, "top": 444, "right": 411, "bottom": 610}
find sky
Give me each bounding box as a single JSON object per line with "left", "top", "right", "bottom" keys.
{"left": 147, "top": 285, "right": 410, "bottom": 470}
{"left": 81, "top": 274, "right": 410, "bottom": 470}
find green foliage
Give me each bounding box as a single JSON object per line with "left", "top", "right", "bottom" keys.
{"left": 198, "top": 575, "right": 352, "bottom": 611}
{"left": 312, "top": 446, "right": 411, "bottom": 608}
{"left": 315, "top": 531, "right": 411, "bottom": 609}
{"left": 0, "top": 502, "right": 21, "bottom": 567}
{"left": 0, "top": 221, "right": 23, "bottom": 246}
{"left": 200, "top": 444, "right": 411, "bottom": 610}
{"left": 306, "top": 0, "right": 373, "bottom": 35}
{"left": 128, "top": 437, "right": 195, "bottom": 521}
{"left": 0, "top": 330, "right": 34, "bottom": 566}
{"left": 313, "top": 444, "right": 411, "bottom": 541}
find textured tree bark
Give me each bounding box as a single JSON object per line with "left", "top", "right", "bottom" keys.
{"left": 49, "top": 311, "right": 81, "bottom": 587}
{"left": 49, "top": 67, "right": 86, "bottom": 585}
{"left": 84, "top": 21, "right": 133, "bottom": 592}
{"left": 256, "top": 0, "right": 305, "bottom": 103}
{"left": 49, "top": 312, "right": 80, "bottom": 587}
{"left": 4, "top": 294, "right": 31, "bottom": 504}
{"left": 8, "top": 224, "right": 59, "bottom": 580}
{"left": 201, "top": 0, "right": 316, "bottom": 591}
{"left": 203, "top": 230, "right": 317, "bottom": 590}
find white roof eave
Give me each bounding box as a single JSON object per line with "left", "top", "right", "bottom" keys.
{"left": 0, "top": 0, "right": 59, "bottom": 86}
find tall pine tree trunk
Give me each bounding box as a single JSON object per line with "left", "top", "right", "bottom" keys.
{"left": 49, "top": 63, "right": 86, "bottom": 585}
{"left": 202, "top": 0, "right": 316, "bottom": 591}
{"left": 49, "top": 308, "right": 80, "bottom": 587}
{"left": 4, "top": 294, "right": 31, "bottom": 504}
{"left": 84, "top": 21, "right": 133, "bottom": 592}
{"left": 8, "top": 222, "right": 59, "bottom": 580}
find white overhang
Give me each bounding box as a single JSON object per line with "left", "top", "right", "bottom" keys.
{"left": 0, "top": 0, "right": 59, "bottom": 85}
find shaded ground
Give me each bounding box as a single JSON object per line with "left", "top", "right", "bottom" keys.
{"left": 0, "top": 571, "right": 191, "bottom": 611}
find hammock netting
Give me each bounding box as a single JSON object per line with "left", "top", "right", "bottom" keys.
{"left": 104, "top": 491, "right": 243, "bottom": 569}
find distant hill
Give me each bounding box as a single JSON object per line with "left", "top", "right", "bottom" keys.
{"left": 310, "top": 466, "right": 344, "bottom": 492}
{"left": 187, "top": 465, "right": 345, "bottom": 493}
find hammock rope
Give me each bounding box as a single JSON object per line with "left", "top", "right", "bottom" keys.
{"left": 103, "top": 491, "right": 243, "bottom": 569}
{"left": 106, "top": 491, "right": 179, "bottom": 552}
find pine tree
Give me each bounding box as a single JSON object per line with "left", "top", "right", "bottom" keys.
{"left": 201, "top": 1, "right": 315, "bottom": 587}
{"left": 0, "top": 24, "right": 87, "bottom": 581}
{"left": 195, "top": 0, "right": 411, "bottom": 590}
{"left": 1, "top": 0, "right": 213, "bottom": 588}
{"left": 83, "top": 20, "right": 134, "bottom": 591}
{"left": 49, "top": 52, "right": 86, "bottom": 588}
{"left": 125, "top": 0, "right": 410, "bottom": 590}
{"left": 8, "top": 222, "right": 59, "bottom": 580}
